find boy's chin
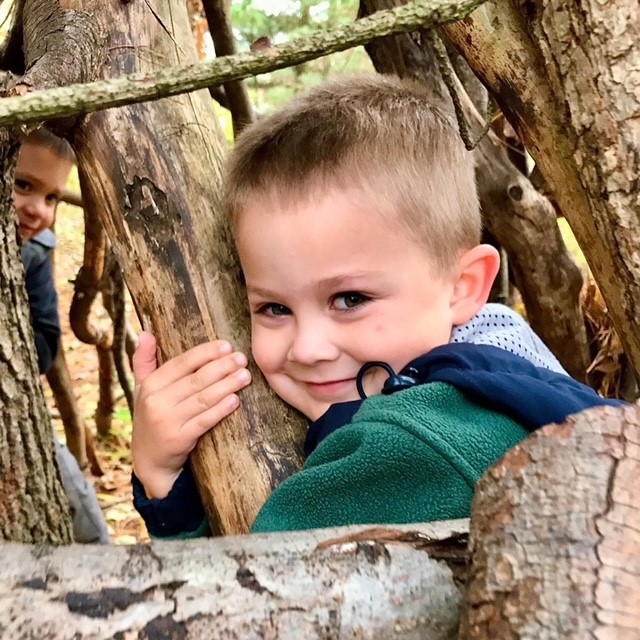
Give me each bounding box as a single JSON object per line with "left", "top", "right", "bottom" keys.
{"left": 18, "top": 225, "right": 35, "bottom": 242}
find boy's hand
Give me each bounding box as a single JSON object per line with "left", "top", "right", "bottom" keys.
{"left": 132, "top": 331, "right": 251, "bottom": 499}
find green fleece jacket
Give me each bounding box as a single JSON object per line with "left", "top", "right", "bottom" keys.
{"left": 251, "top": 382, "right": 528, "bottom": 533}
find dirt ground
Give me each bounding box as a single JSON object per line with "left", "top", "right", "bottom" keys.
{"left": 47, "top": 198, "right": 149, "bottom": 544}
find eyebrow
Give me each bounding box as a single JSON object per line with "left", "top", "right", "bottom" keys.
{"left": 246, "top": 271, "right": 386, "bottom": 298}
{"left": 316, "top": 272, "right": 386, "bottom": 290}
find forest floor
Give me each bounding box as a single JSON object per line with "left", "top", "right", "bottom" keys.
{"left": 47, "top": 199, "right": 149, "bottom": 545}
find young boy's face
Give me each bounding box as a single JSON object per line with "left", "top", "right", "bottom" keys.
{"left": 13, "top": 142, "right": 73, "bottom": 242}
{"left": 236, "top": 188, "right": 461, "bottom": 421}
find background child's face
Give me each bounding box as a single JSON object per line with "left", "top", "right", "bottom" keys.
{"left": 236, "top": 188, "right": 460, "bottom": 421}
{"left": 13, "top": 143, "right": 73, "bottom": 242}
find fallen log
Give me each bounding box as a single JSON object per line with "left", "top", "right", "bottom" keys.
{"left": 0, "top": 520, "right": 468, "bottom": 639}
{"left": 2, "top": 407, "right": 637, "bottom": 639}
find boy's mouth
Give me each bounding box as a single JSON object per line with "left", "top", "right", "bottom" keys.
{"left": 19, "top": 224, "right": 37, "bottom": 238}
{"left": 304, "top": 378, "right": 357, "bottom": 397}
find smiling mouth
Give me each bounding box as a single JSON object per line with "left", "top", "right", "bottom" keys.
{"left": 304, "top": 378, "right": 356, "bottom": 396}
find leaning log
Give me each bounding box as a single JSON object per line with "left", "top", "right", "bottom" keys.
{"left": 444, "top": 2, "right": 640, "bottom": 376}
{"left": 461, "top": 404, "right": 640, "bottom": 639}
{"left": 0, "top": 521, "right": 467, "bottom": 639}
{"left": 64, "top": 0, "right": 308, "bottom": 534}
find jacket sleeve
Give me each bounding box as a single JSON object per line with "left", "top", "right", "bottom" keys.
{"left": 252, "top": 382, "right": 528, "bottom": 533}
{"left": 132, "top": 464, "right": 210, "bottom": 539}
{"left": 22, "top": 244, "right": 61, "bottom": 375}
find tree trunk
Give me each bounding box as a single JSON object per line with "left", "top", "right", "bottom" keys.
{"left": 45, "top": 0, "right": 308, "bottom": 535}
{"left": 0, "top": 520, "right": 467, "bottom": 639}
{"left": 460, "top": 404, "right": 640, "bottom": 639}
{"left": 443, "top": 2, "right": 640, "bottom": 377}
{"left": 0, "top": 128, "right": 73, "bottom": 544}
{"left": 359, "top": 0, "right": 590, "bottom": 380}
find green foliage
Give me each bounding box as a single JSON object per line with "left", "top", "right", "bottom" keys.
{"left": 230, "top": 0, "right": 372, "bottom": 112}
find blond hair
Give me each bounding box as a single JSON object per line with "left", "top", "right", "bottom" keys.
{"left": 224, "top": 73, "right": 480, "bottom": 272}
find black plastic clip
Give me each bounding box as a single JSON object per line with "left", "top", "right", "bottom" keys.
{"left": 356, "top": 361, "right": 420, "bottom": 399}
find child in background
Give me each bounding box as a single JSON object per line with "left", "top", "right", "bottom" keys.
{"left": 15, "top": 128, "right": 110, "bottom": 544}
{"left": 132, "top": 74, "right": 622, "bottom": 537}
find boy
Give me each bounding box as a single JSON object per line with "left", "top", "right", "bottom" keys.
{"left": 15, "top": 128, "right": 110, "bottom": 544}
{"left": 132, "top": 75, "right": 621, "bottom": 537}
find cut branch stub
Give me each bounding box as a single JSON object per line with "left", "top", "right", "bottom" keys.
{"left": 460, "top": 405, "right": 640, "bottom": 639}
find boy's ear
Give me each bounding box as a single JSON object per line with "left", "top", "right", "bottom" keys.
{"left": 450, "top": 244, "right": 501, "bottom": 325}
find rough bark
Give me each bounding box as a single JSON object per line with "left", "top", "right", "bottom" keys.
{"left": 443, "top": 3, "right": 640, "bottom": 376}
{"left": 57, "top": 0, "right": 307, "bottom": 535}
{"left": 0, "top": 521, "right": 467, "bottom": 639}
{"left": 0, "top": 127, "right": 73, "bottom": 544}
{"left": 359, "top": 0, "right": 589, "bottom": 380}
{"left": 20, "top": 0, "right": 105, "bottom": 93}
{"left": 0, "top": 0, "right": 489, "bottom": 126}
{"left": 461, "top": 405, "right": 640, "bottom": 639}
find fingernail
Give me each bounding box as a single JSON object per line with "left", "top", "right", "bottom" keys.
{"left": 234, "top": 353, "right": 248, "bottom": 367}
{"left": 237, "top": 369, "right": 251, "bottom": 383}
{"left": 219, "top": 341, "right": 232, "bottom": 354}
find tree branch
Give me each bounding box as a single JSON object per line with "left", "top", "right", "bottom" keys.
{"left": 0, "top": 0, "right": 486, "bottom": 126}
{"left": 201, "top": 0, "right": 253, "bottom": 135}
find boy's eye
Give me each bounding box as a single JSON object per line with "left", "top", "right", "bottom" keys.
{"left": 333, "top": 292, "right": 369, "bottom": 310}
{"left": 45, "top": 194, "right": 59, "bottom": 205}
{"left": 258, "top": 303, "right": 291, "bottom": 317}
{"left": 14, "top": 179, "right": 31, "bottom": 192}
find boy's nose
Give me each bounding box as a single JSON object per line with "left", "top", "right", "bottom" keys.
{"left": 287, "top": 319, "right": 340, "bottom": 365}
{"left": 21, "top": 197, "right": 46, "bottom": 220}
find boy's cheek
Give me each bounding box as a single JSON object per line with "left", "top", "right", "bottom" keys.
{"left": 250, "top": 327, "right": 274, "bottom": 370}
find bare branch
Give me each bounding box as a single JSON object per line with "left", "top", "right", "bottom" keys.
{"left": 0, "top": 0, "right": 487, "bottom": 126}
{"left": 201, "top": 0, "right": 254, "bottom": 135}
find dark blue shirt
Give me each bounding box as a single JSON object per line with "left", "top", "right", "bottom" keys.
{"left": 21, "top": 229, "right": 60, "bottom": 374}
